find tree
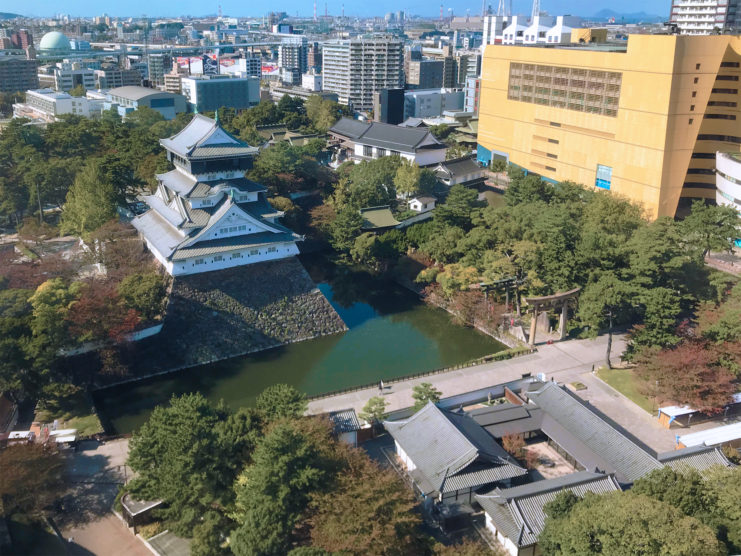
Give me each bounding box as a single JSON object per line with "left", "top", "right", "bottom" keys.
{"left": 0, "top": 443, "right": 65, "bottom": 518}
{"left": 435, "top": 263, "right": 479, "bottom": 297}
{"left": 577, "top": 272, "right": 635, "bottom": 368}
{"left": 411, "top": 382, "right": 442, "bottom": 411}
{"left": 126, "top": 105, "right": 165, "bottom": 128}
{"left": 434, "top": 184, "right": 482, "bottom": 230}
{"left": 127, "top": 394, "right": 242, "bottom": 533}
{"left": 542, "top": 489, "right": 579, "bottom": 520}
{"left": 330, "top": 208, "right": 364, "bottom": 254}
{"left": 358, "top": 396, "right": 387, "bottom": 426}
{"left": 501, "top": 432, "right": 526, "bottom": 459}
{"left": 60, "top": 159, "right": 118, "bottom": 237}
{"left": 704, "top": 466, "right": 741, "bottom": 552}
{"left": 505, "top": 173, "right": 553, "bottom": 206}
{"left": 66, "top": 279, "right": 140, "bottom": 343}
{"left": 680, "top": 200, "right": 740, "bottom": 257}
{"left": 631, "top": 467, "right": 710, "bottom": 519}
{"left": 255, "top": 383, "right": 308, "bottom": 421}
{"left": 394, "top": 159, "right": 423, "bottom": 198}
{"left": 309, "top": 448, "right": 425, "bottom": 555}
{"left": 26, "top": 278, "right": 82, "bottom": 368}
{"left": 232, "top": 419, "right": 340, "bottom": 556}
{"left": 118, "top": 272, "right": 167, "bottom": 321}
{"left": 634, "top": 340, "right": 737, "bottom": 413}
{"left": 539, "top": 491, "right": 724, "bottom": 556}
{"left": 68, "top": 84, "right": 86, "bottom": 97}
{"left": 191, "top": 510, "right": 232, "bottom": 556}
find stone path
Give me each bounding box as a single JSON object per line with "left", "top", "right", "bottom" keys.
{"left": 308, "top": 333, "right": 678, "bottom": 452}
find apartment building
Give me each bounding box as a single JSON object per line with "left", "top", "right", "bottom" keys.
{"left": 278, "top": 37, "right": 308, "bottom": 85}
{"left": 477, "top": 34, "right": 741, "bottom": 219}
{"left": 323, "top": 37, "right": 404, "bottom": 111}
{"left": 670, "top": 0, "right": 741, "bottom": 34}
{"left": 0, "top": 56, "right": 39, "bottom": 92}
{"left": 94, "top": 67, "right": 142, "bottom": 89}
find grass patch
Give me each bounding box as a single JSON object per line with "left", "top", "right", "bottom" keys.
{"left": 137, "top": 521, "right": 164, "bottom": 540}
{"left": 482, "top": 190, "right": 506, "bottom": 208}
{"left": 570, "top": 382, "right": 587, "bottom": 391}
{"left": 35, "top": 389, "right": 103, "bottom": 437}
{"left": 14, "top": 242, "right": 39, "bottom": 260}
{"left": 597, "top": 367, "right": 655, "bottom": 413}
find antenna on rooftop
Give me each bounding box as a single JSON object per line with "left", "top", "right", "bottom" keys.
{"left": 440, "top": 3, "right": 443, "bottom": 21}
{"left": 313, "top": 0, "right": 317, "bottom": 21}
{"left": 531, "top": 0, "right": 540, "bottom": 19}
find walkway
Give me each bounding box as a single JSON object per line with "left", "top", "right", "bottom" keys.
{"left": 307, "top": 333, "right": 678, "bottom": 452}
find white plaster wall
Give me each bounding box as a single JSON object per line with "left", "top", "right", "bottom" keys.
{"left": 395, "top": 440, "right": 417, "bottom": 471}
{"left": 171, "top": 242, "right": 299, "bottom": 276}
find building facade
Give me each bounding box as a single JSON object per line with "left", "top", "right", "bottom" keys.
{"left": 105, "top": 86, "right": 187, "bottom": 120}
{"left": 404, "top": 88, "right": 465, "bottom": 119}
{"left": 477, "top": 34, "right": 741, "bottom": 218}
{"left": 131, "top": 114, "right": 301, "bottom": 276}
{"left": 323, "top": 37, "right": 404, "bottom": 111}
{"left": 278, "top": 37, "right": 308, "bottom": 85}
{"left": 670, "top": 0, "right": 741, "bottom": 35}
{"left": 180, "top": 75, "right": 260, "bottom": 113}
{"left": 48, "top": 61, "right": 96, "bottom": 92}
{"left": 0, "top": 57, "right": 39, "bottom": 92}
{"left": 13, "top": 88, "right": 101, "bottom": 122}
{"left": 716, "top": 151, "right": 741, "bottom": 213}
{"left": 94, "top": 68, "right": 142, "bottom": 89}
{"left": 406, "top": 59, "right": 444, "bottom": 89}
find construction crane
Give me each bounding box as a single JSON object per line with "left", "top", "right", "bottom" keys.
{"left": 531, "top": 0, "right": 541, "bottom": 19}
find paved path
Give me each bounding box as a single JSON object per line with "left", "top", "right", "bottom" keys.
{"left": 308, "top": 333, "right": 679, "bottom": 452}
{"left": 308, "top": 334, "right": 627, "bottom": 415}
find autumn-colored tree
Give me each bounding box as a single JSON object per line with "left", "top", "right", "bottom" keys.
{"left": 634, "top": 340, "right": 737, "bottom": 413}
{"left": 0, "top": 443, "right": 65, "bottom": 517}
{"left": 66, "top": 280, "right": 140, "bottom": 343}
{"left": 309, "top": 447, "right": 425, "bottom": 555}
{"left": 502, "top": 432, "right": 526, "bottom": 459}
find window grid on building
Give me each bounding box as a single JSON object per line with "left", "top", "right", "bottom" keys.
{"left": 508, "top": 62, "right": 622, "bottom": 117}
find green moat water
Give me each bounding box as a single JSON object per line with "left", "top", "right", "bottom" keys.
{"left": 94, "top": 257, "right": 505, "bottom": 434}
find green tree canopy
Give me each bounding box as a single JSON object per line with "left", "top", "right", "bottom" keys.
{"left": 411, "top": 382, "right": 442, "bottom": 411}
{"left": 60, "top": 159, "right": 118, "bottom": 237}
{"left": 255, "top": 383, "right": 308, "bottom": 421}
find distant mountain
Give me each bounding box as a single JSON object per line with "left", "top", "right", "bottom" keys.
{"left": 590, "top": 9, "right": 666, "bottom": 23}
{"left": 0, "top": 12, "right": 22, "bottom": 19}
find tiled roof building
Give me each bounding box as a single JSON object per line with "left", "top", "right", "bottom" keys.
{"left": 132, "top": 114, "right": 302, "bottom": 276}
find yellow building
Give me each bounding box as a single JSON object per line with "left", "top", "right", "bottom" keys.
{"left": 477, "top": 35, "right": 741, "bottom": 218}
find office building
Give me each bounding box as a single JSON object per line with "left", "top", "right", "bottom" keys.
{"left": 180, "top": 75, "right": 260, "bottom": 113}
{"left": 13, "top": 88, "right": 102, "bottom": 122}
{"left": 464, "top": 76, "right": 481, "bottom": 114}
{"left": 477, "top": 34, "right": 741, "bottom": 219}
{"left": 670, "top": 0, "right": 741, "bottom": 35}
{"left": 407, "top": 59, "right": 445, "bottom": 89}
{"left": 323, "top": 37, "right": 404, "bottom": 111}
{"left": 94, "top": 67, "right": 142, "bottom": 89}
{"left": 105, "top": 86, "right": 187, "bottom": 120}
{"left": 373, "top": 88, "right": 404, "bottom": 125}
{"left": 404, "top": 88, "right": 465, "bottom": 119}
{"left": 148, "top": 54, "right": 172, "bottom": 88}
{"left": 0, "top": 57, "right": 39, "bottom": 92}
{"left": 716, "top": 152, "right": 741, "bottom": 213}
{"left": 234, "top": 55, "right": 262, "bottom": 77}
{"left": 278, "top": 37, "right": 308, "bottom": 85}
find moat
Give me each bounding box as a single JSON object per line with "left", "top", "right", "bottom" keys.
{"left": 94, "top": 256, "right": 505, "bottom": 434}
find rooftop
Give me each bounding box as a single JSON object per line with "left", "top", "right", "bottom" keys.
{"left": 108, "top": 86, "right": 176, "bottom": 101}
{"left": 160, "top": 114, "right": 258, "bottom": 159}
{"left": 359, "top": 206, "right": 400, "bottom": 230}
{"left": 329, "top": 117, "right": 445, "bottom": 153}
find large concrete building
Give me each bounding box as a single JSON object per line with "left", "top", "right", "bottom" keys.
{"left": 0, "top": 56, "right": 39, "bottom": 93}
{"left": 670, "top": 0, "right": 741, "bottom": 35}
{"left": 180, "top": 75, "right": 260, "bottom": 113}
{"left": 278, "top": 37, "right": 308, "bottom": 85}
{"left": 13, "top": 88, "right": 102, "bottom": 122}
{"left": 477, "top": 34, "right": 741, "bottom": 219}
{"left": 94, "top": 67, "right": 142, "bottom": 89}
{"left": 323, "top": 37, "right": 404, "bottom": 111}
{"left": 105, "top": 86, "right": 187, "bottom": 120}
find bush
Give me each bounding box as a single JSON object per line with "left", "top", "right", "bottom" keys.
{"left": 117, "top": 272, "right": 167, "bottom": 321}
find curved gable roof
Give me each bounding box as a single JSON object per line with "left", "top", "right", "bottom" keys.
{"left": 161, "top": 114, "right": 257, "bottom": 159}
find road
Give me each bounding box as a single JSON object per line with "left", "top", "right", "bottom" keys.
{"left": 308, "top": 333, "right": 679, "bottom": 452}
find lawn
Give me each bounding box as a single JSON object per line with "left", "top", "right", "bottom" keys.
{"left": 596, "top": 367, "right": 656, "bottom": 414}
{"left": 482, "top": 190, "right": 506, "bottom": 208}
{"left": 35, "top": 389, "right": 104, "bottom": 437}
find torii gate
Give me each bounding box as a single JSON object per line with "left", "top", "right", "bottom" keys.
{"left": 524, "top": 287, "right": 581, "bottom": 346}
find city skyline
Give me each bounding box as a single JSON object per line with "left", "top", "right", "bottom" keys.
{"left": 12, "top": 0, "right": 670, "bottom": 19}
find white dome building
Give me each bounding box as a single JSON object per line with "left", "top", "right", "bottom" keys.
{"left": 38, "top": 31, "right": 71, "bottom": 55}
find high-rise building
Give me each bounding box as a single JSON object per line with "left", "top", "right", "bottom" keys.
{"left": 407, "top": 59, "right": 445, "bottom": 89}
{"left": 0, "top": 57, "right": 39, "bottom": 92}
{"left": 164, "top": 65, "right": 188, "bottom": 94}
{"left": 278, "top": 37, "right": 308, "bottom": 85}
{"left": 373, "top": 87, "right": 404, "bottom": 124}
{"left": 10, "top": 29, "right": 33, "bottom": 49}
{"left": 670, "top": 0, "right": 741, "bottom": 34}
{"left": 180, "top": 75, "right": 261, "bottom": 113}
{"left": 477, "top": 34, "right": 741, "bottom": 219}
{"left": 464, "top": 76, "right": 481, "bottom": 114}
{"left": 307, "top": 42, "right": 322, "bottom": 72}
{"left": 148, "top": 54, "right": 172, "bottom": 88}
{"left": 323, "top": 37, "right": 404, "bottom": 111}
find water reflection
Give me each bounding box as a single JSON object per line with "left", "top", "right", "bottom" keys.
{"left": 95, "top": 257, "right": 504, "bottom": 434}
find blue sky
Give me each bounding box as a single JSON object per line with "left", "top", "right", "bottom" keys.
{"left": 19, "top": 0, "right": 670, "bottom": 18}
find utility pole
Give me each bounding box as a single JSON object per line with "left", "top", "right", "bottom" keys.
{"left": 35, "top": 182, "right": 43, "bottom": 225}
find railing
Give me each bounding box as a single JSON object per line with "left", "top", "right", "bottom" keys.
{"left": 306, "top": 346, "right": 535, "bottom": 402}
